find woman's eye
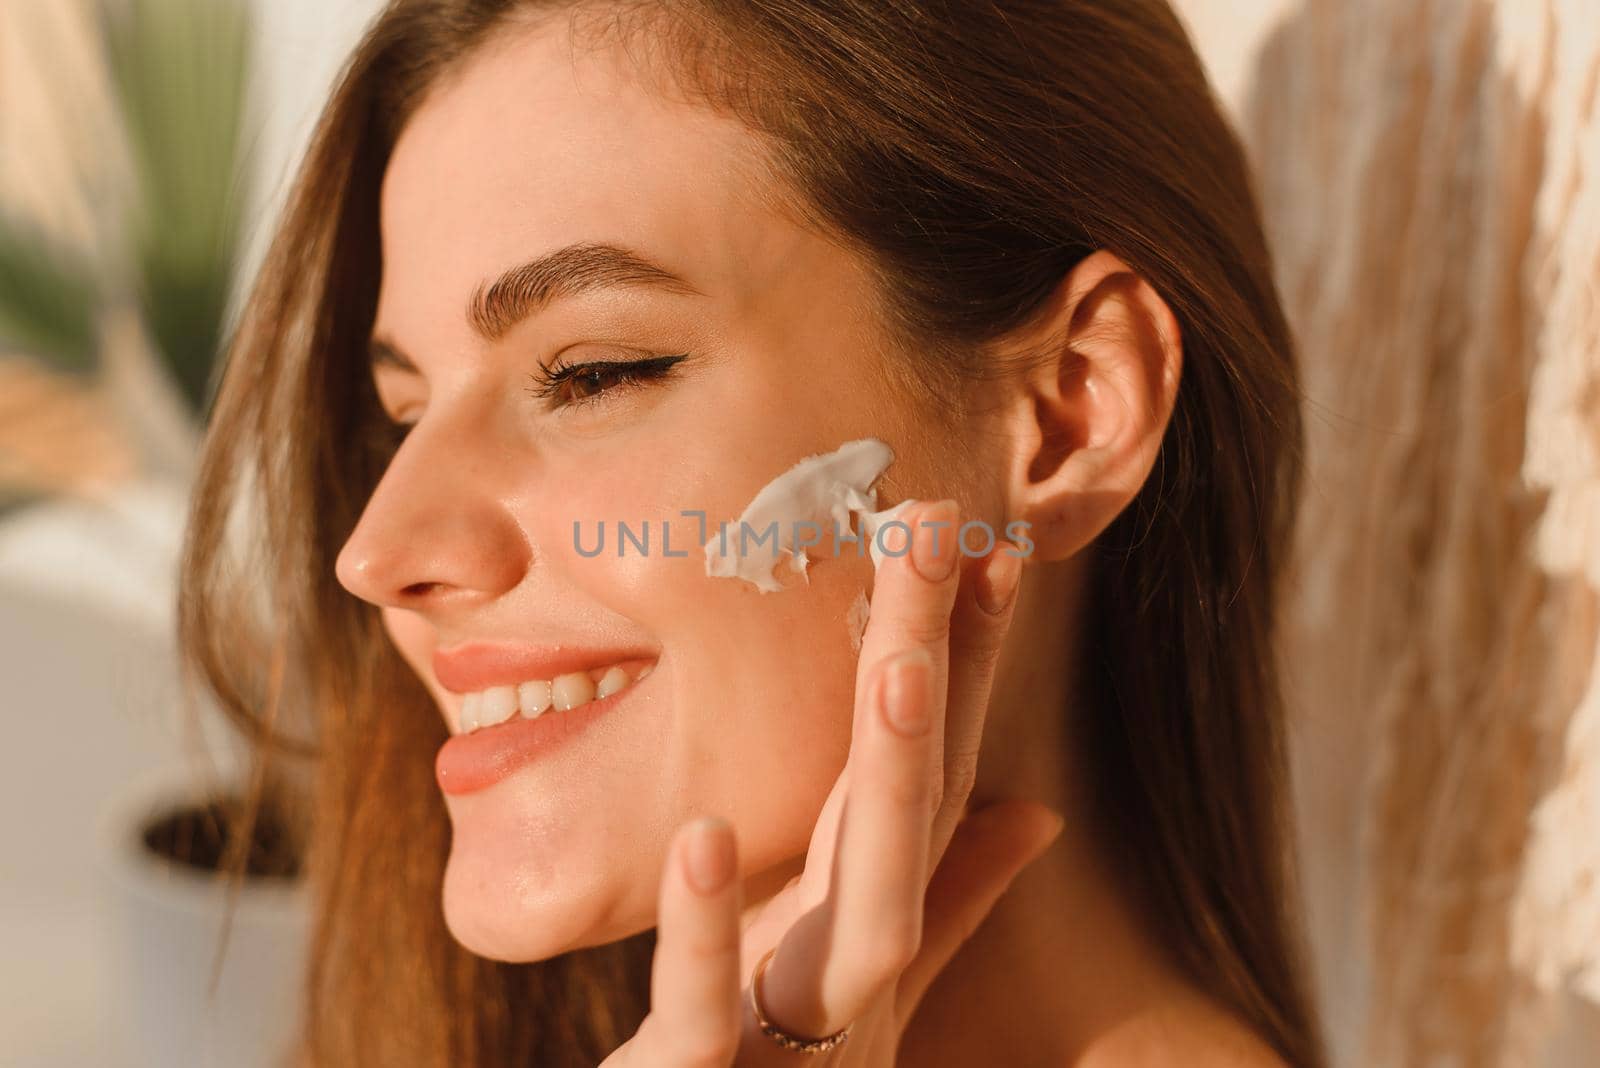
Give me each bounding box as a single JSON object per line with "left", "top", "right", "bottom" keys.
{"left": 525, "top": 352, "right": 688, "bottom": 410}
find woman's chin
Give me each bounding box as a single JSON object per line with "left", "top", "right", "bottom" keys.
{"left": 440, "top": 841, "right": 650, "bottom": 962}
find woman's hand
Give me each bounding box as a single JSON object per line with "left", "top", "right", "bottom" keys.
{"left": 600, "top": 499, "right": 1065, "bottom": 1067}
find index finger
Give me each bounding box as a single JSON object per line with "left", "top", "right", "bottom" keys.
{"left": 850, "top": 498, "right": 963, "bottom": 765}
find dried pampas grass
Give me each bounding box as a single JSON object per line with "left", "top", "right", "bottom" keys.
{"left": 1242, "top": 0, "right": 1599, "bottom": 1064}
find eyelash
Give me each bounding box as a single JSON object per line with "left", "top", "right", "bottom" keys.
{"left": 370, "top": 351, "right": 689, "bottom": 451}
{"left": 524, "top": 352, "right": 689, "bottom": 410}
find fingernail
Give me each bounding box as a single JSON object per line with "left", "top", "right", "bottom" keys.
{"left": 975, "top": 547, "right": 1022, "bottom": 615}
{"left": 911, "top": 500, "right": 960, "bottom": 583}
{"left": 880, "top": 515, "right": 911, "bottom": 556}
{"left": 684, "top": 817, "right": 735, "bottom": 895}
{"left": 881, "top": 647, "right": 933, "bottom": 737}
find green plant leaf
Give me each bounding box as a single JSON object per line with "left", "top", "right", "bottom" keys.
{"left": 0, "top": 215, "right": 100, "bottom": 374}
{"left": 101, "top": 0, "right": 253, "bottom": 417}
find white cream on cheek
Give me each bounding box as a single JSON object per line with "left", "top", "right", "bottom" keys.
{"left": 703, "top": 437, "right": 913, "bottom": 591}
{"left": 703, "top": 437, "right": 917, "bottom": 643}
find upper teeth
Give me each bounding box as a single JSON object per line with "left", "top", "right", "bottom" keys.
{"left": 457, "top": 663, "right": 650, "bottom": 734}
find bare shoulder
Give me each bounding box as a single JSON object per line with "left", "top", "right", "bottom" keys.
{"left": 1074, "top": 984, "right": 1290, "bottom": 1068}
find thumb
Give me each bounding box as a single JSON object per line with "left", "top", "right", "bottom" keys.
{"left": 894, "top": 800, "right": 1065, "bottom": 1018}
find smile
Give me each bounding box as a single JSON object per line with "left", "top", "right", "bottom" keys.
{"left": 454, "top": 660, "right": 654, "bottom": 734}
{"left": 432, "top": 642, "right": 660, "bottom": 794}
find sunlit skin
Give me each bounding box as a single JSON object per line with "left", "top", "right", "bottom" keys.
{"left": 334, "top": 13, "right": 1284, "bottom": 1067}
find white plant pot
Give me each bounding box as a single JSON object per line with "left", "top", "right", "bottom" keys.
{"left": 95, "top": 766, "right": 309, "bottom": 1068}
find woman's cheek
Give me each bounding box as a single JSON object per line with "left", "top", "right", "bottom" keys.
{"left": 537, "top": 447, "right": 864, "bottom": 761}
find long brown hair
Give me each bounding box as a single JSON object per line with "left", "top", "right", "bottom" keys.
{"left": 178, "top": 1, "right": 1326, "bottom": 1064}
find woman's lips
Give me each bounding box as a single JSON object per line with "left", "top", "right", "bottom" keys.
{"left": 434, "top": 660, "right": 654, "bottom": 795}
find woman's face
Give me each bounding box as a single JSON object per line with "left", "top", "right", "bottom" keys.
{"left": 334, "top": 16, "right": 994, "bottom": 960}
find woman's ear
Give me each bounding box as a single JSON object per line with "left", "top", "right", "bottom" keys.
{"left": 994, "top": 250, "right": 1183, "bottom": 563}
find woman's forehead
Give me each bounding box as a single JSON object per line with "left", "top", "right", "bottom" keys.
{"left": 373, "top": 18, "right": 803, "bottom": 343}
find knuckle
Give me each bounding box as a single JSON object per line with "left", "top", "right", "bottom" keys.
{"left": 885, "top": 765, "right": 933, "bottom": 809}
{"left": 898, "top": 611, "right": 951, "bottom": 649}
{"left": 685, "top": 929, "right": 741, "bottom": 966}
{"left": 663, "top": 923, "right": 739, "bottom": 967}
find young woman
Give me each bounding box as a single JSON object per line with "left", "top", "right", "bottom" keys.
{"left": 179, "top": 1, "right": 1327, "bottom": 1064}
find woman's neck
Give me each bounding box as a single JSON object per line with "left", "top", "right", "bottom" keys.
{"left": 897, "top": 561, "right": 1282, "bottom": 1066}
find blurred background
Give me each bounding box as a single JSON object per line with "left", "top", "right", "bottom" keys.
{"left": 0, "top": 1, "right": 1595, "bottom": 1065}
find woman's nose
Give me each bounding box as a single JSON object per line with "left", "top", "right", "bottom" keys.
{"left": 334, "top": 416, "right": 532, "bottom": 612}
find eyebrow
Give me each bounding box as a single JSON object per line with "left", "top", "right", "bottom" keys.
{"left": 368, "top": 241, "right": 704, "bottom": 372}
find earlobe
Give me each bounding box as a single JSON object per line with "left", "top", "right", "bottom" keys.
{"left": 996, "top": 250, "right": 1183, "bottom": 563}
